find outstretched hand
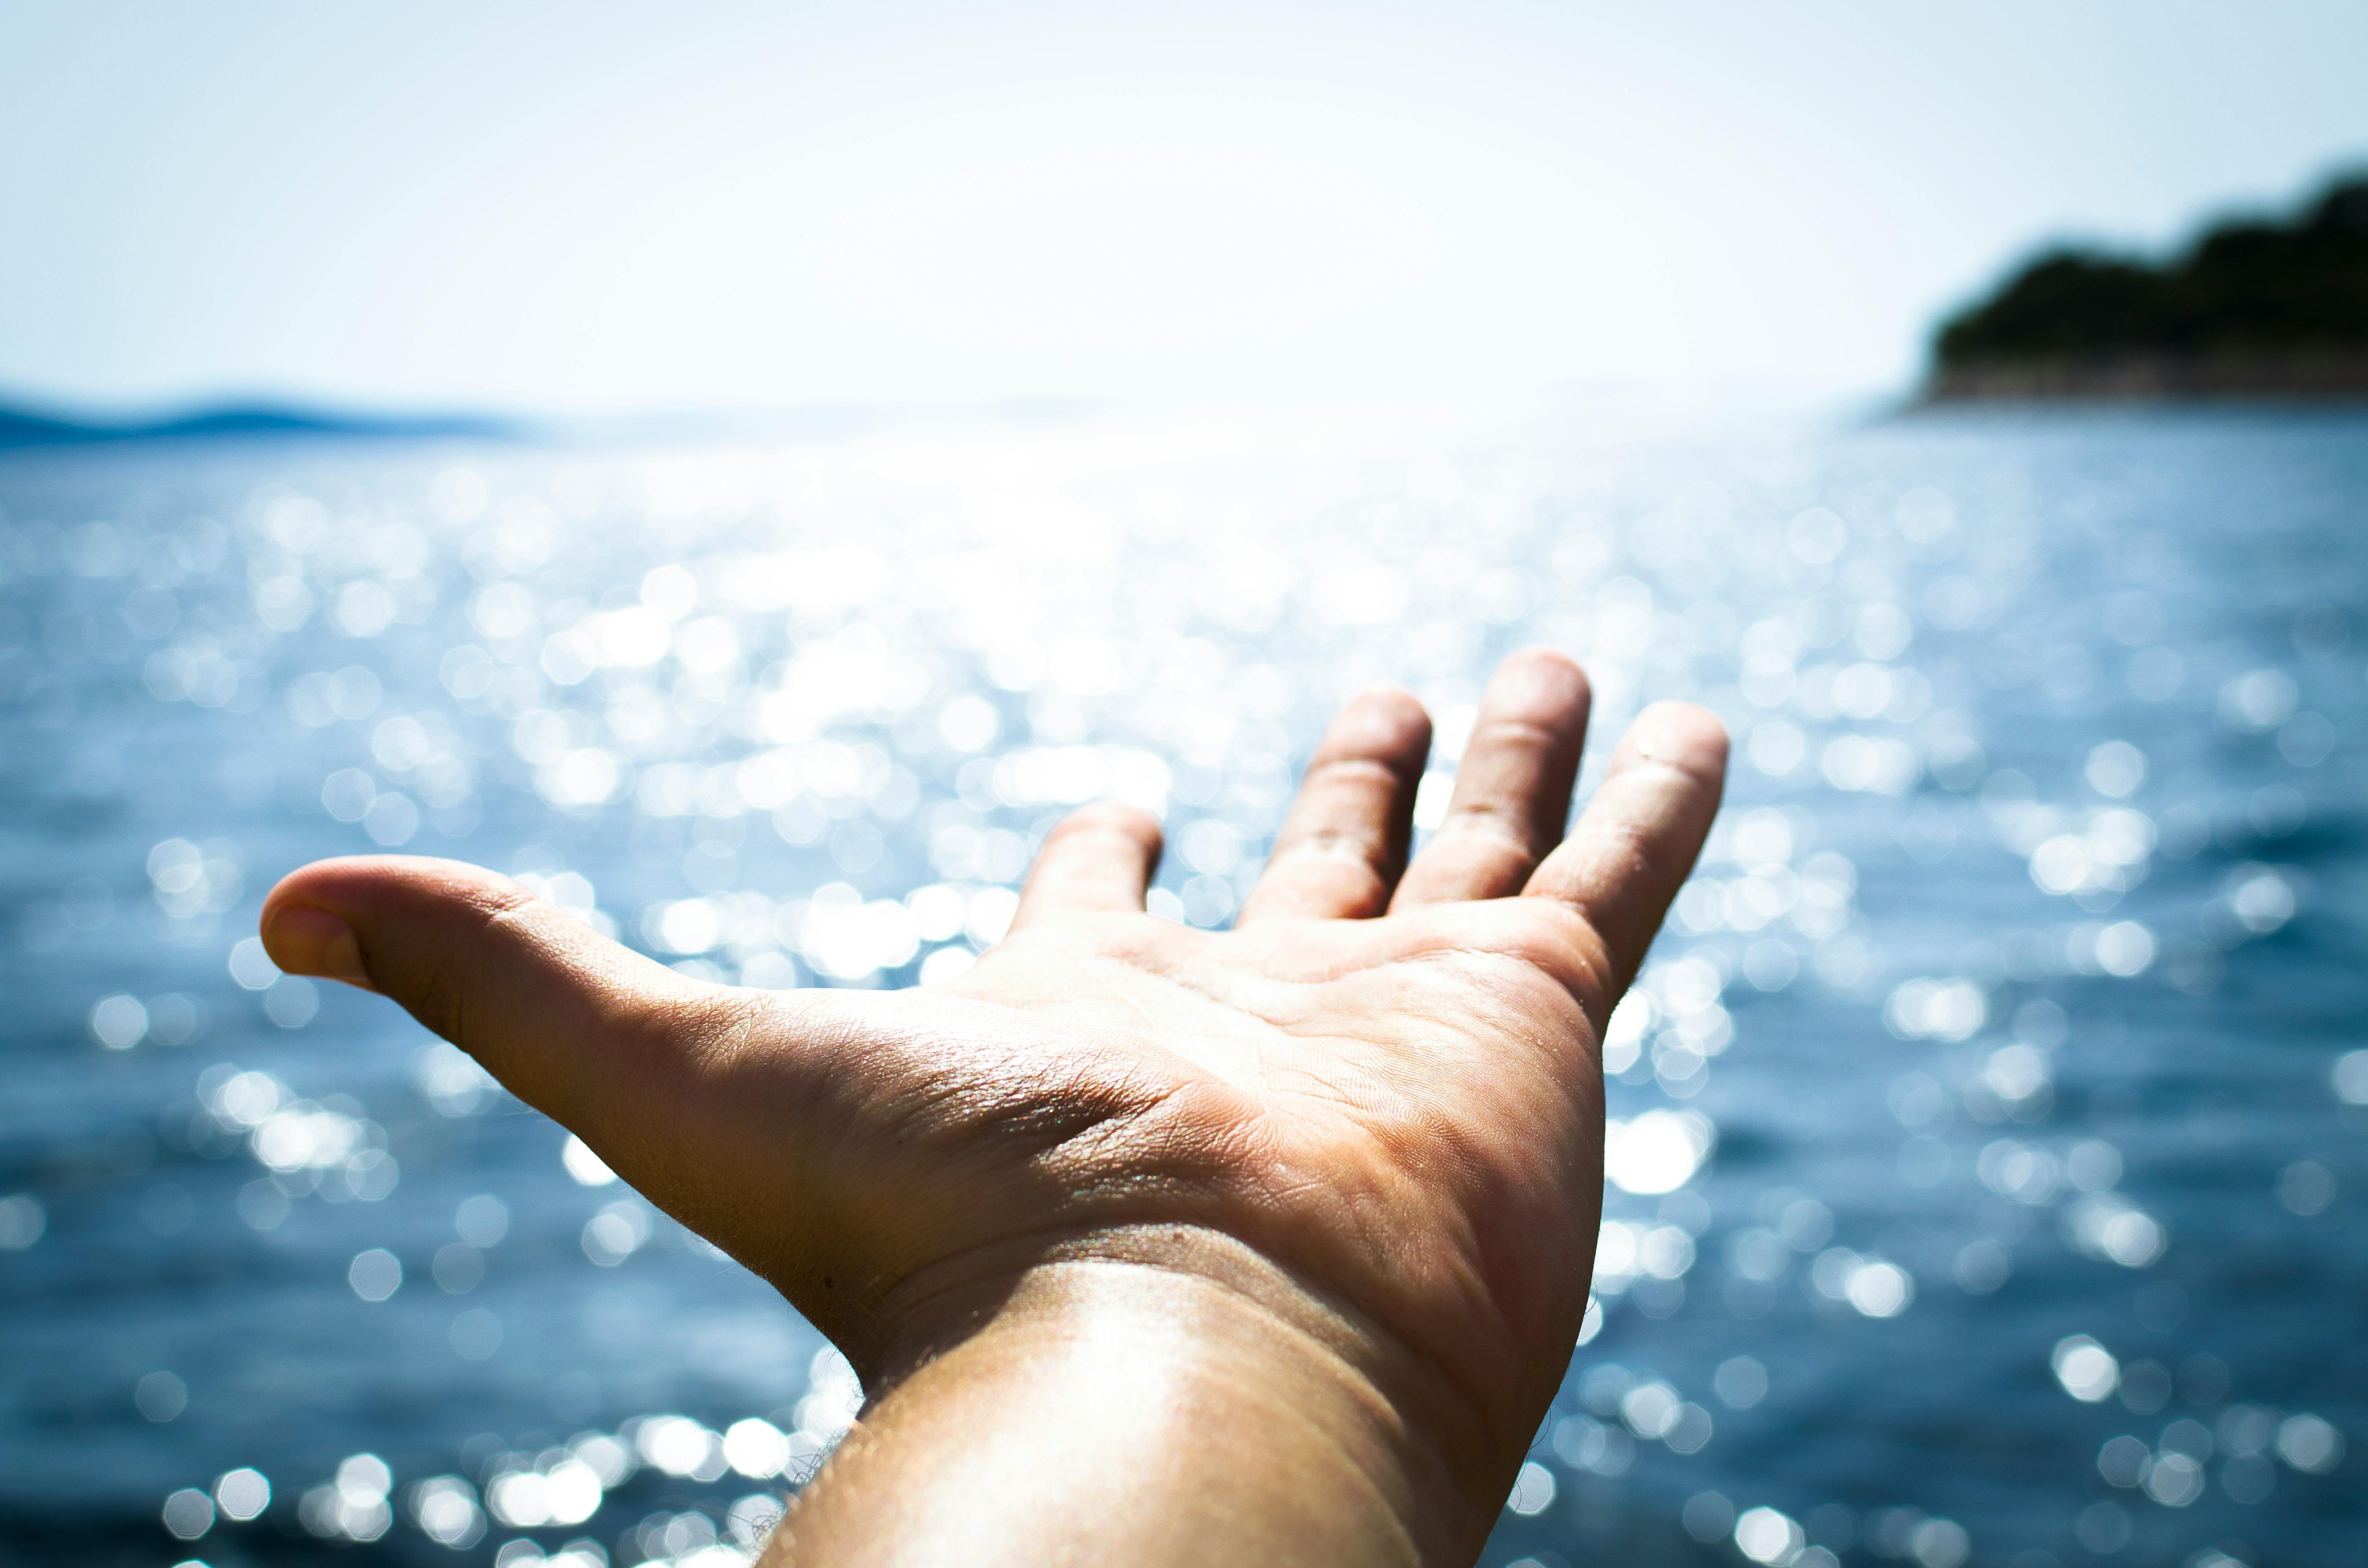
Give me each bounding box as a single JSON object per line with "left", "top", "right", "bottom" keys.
{"left": 262, "top": 649, "right": 1725, "bottom": 1567}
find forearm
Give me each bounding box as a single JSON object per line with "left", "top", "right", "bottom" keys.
{"left": 765, "top": 1230, "right": 1501, "bottom": 1568}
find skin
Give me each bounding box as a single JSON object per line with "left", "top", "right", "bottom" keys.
{"left": 260, "top": 648, "right": 1726, "bottom": 1567}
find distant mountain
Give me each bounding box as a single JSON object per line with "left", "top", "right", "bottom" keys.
{"left": 1927, "top": 173, "right": 2368, "bottom": 399}
{"left": 0, "top": 400, "right": 519, "bottom": 449}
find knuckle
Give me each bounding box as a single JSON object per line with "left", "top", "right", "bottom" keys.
{"left": 397, "top": 883, "right": 539, "bottom": 1050}
{"left": 404, "top": 960, "right": 470, "bottom": 1047}
{"left": 1301, "top": 754, "right": 1404, "bottom": 794}
{"left": 1519, "top": 900, "right": 1621, "bottom": 1011}
{"left": 1469, "top": 714, "right": 1567, "bottom": 754}
{"left": 1279, "top": 823, "right": 1387, "bottom": 862}
{"left": 1062, "top": 800, "right": 1159, "bottom": 842}
{"left": 1437, "top": 798, "right": 1541, "bottom": 852}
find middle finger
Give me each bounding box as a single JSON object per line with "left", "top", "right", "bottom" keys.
{"left": 1389, "top": 648, "right": 1591, "bottom": 908}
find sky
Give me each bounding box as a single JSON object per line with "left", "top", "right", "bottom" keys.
{"left": 2, "top": 0, "right": 2365, "bottom": 417}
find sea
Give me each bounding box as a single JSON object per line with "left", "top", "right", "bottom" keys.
{"left": 0, "top": 402, "right": 2360, "bottom": 1568}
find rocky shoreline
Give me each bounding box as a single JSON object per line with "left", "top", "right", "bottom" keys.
{"left": 1926, "top": 350, "right": 2368, "bottom": 402}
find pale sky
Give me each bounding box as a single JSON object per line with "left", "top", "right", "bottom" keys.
{"left": 3, "top": 1, "right": 2364, "bottom": 417}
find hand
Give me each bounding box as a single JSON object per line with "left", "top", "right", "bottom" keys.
{"left": 261, "top": 649, "right": 1726, "bottom": 1566}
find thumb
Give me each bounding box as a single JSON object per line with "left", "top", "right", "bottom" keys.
{"left": 259, "top": 855, "right": 726, "bottom": 1141}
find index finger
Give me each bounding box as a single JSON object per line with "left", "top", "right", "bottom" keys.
{"left": 1521, "top": 702, "right": 1727, "bottom": 992}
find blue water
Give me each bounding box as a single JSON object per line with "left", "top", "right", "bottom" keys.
{"left": 1, "top": 406, "right": 2361, "bottom": 1568}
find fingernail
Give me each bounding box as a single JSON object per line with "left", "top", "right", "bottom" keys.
{"left": 261, "top": 906, "right": 375, "bottom": 991}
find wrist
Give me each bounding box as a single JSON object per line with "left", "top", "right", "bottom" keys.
{"left": 783, "top": 1225, "right": 1511, "bottom": 1567}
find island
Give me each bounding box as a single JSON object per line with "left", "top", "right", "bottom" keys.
{"left": 1927, "top": 173, "right": 2368, "bottom": 399}
{"left": 0, "top": 400, "right": 515, "bottom": 449}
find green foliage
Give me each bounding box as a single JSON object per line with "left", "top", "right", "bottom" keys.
{"left": 1935, "top": 175, "right": 2368, "bottom": 366}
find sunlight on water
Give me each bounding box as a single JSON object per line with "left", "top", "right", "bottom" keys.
{"left": 0, "top": 405, "right": 2361, "bottom": 1565}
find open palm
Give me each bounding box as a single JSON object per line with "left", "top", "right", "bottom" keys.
{"left": 262, "top": 649, "right": 1725, "bottom": 1564}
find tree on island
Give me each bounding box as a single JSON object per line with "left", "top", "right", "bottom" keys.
{"left": 1929, "top": 173, "right": 2368, "bottom": 397}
